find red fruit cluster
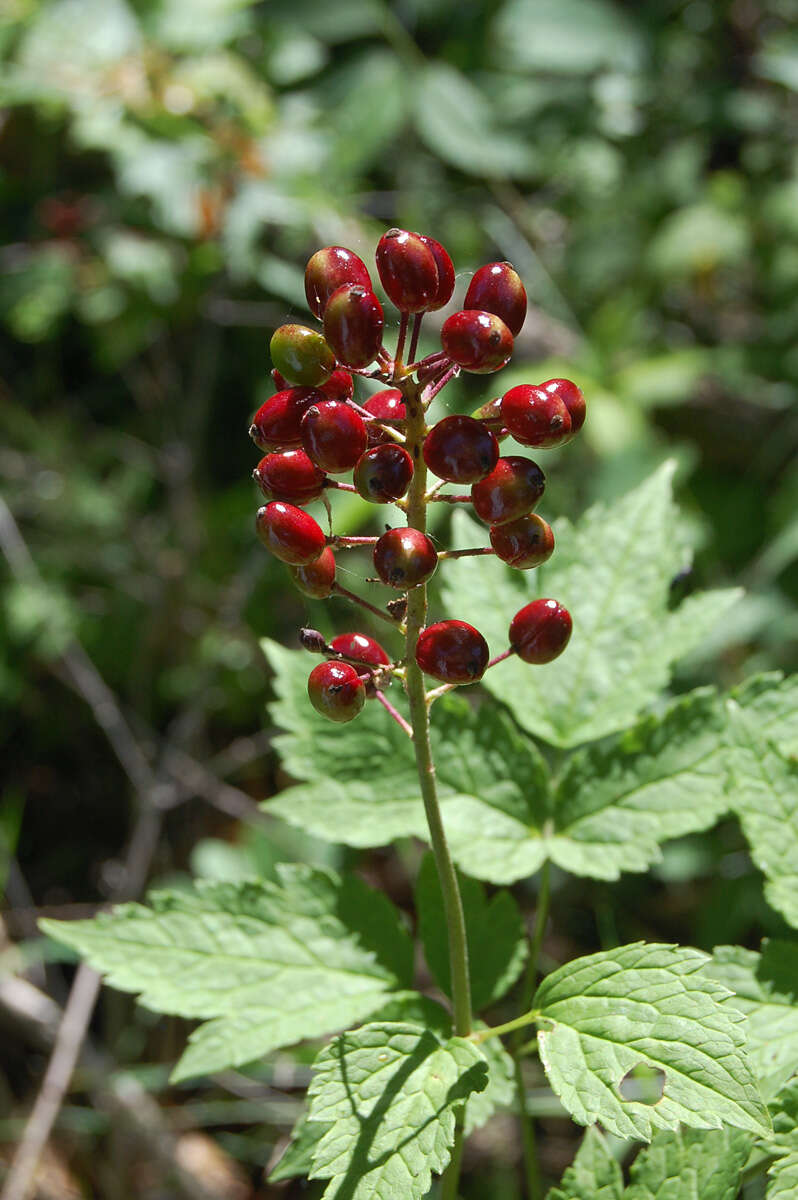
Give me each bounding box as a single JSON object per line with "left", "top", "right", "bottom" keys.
{"left": 248, "top": 230, "right": 583, "bottom": 721}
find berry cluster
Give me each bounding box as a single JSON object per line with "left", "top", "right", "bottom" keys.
{"left": 249, "top": 229, "right": 581, "bottom": 724}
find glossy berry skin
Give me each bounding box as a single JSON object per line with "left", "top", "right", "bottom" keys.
{"left": 423, "top": 415, "right": 499, "bottom": 484}
{"left": 415, "top": 620, "right": 489, "bottom": 684}
{"left": 464, "top": 262, "right": 527, "bottom": 336}
{"left": 323, "top": 284, "right": 384, "bottom": 369}
{"left": 253, "top": 449, "right": 326, "bottom": 505}
{"left": 375, "top": 229, "right": 439, "bottom": 313}
{"left": 490, "top": 513, "right": 554, "bottom": 569}
{"left": 301, "top": 400, "right": 367, "bottom": 474}
{"left": 373, "top": 527, "right": 438, "bottom": 589}
{"left": 440, "top": 310, "right": 513, "bottom": 374}
{"left": 307, "top": 661, "right": 366, "bottom": 723}
{"left": 304, "top": 246, "right": 372, "bottom": 319}
{"left": 256, "top": 502, "right": 327, "bottom": 565}
{"left": 290, "top": 546, "right": 336, "bottom": 598}
{"left": 418, "top": 235, "right": 456, "bottom": 310}
{"left": 270, "top": 324, "right": 335, "bottom": 388}
{"left": 501, "top": 384, "right": 573, "bottom": 449}
{"left": 364, "top": 388, "right": 406, "bottom": 444}
{"left": 250, "top": 387, "right": 323, "bottom": 451}
{"left": 509, "top": 598, "right": 572, "bottom": 664}
{"left": 330, "top": 632, "right": 390, "bottom": 679}
{"left": 353, "top": 444, "right": 414, "bottom": 503}
{"left": 471, "top": 456, "right": 545, "bottom": 526}
{"left": 540, "top": 378, "right": 586, "bottom": 434}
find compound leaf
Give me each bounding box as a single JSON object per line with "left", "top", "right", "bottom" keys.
{"left": 307, "top": 1021, "right": 488, "bottom": 1199}
{"left": 624, "top": 1125, "right": 753, "bottom": 1199}
{"left": 41, "top": 865, "right": 411, "bottom": 1081}
{"left": 547, "top": 1126, "right": 623, "bottom": 1199}
{"left": 534, "top": 942, "right": 771, "bottom": 1141}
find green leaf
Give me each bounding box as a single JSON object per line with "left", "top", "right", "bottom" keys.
{"left": 534, "top": 943, "right": 771, "bottom": 1141}
{"left": 269, "top": 1111, "right": 330, "bottom": 1183}
{"left": 307, "top": 1021, "right": 488, "bottom": 1199}
{"left": 548, "top": 688, "right": 731, "bottom": 880}
{"left": 624, "top": 1125, "right": 753, "bottom": 1199}
{"left": 415, "top": 854, "right": 527, "bottom": 1010}
{"left": 494, "top": 0, "right": 645, "bottom": 75}
{"left": 768, "top": 1152, "right": 798, "bottom": 1199}
{"left": 725, "top": 701, "right": 798, "bottom": 929}
{"left": 40, "top": 865, "right": 412, "bottom": 1081}
{"left": 770, "top": 1076, "right": 798, "bottom": 1155}
{"left": 440, "top": 463, "right": 742, "bottom": 747}
{"left": 547, "top": 1126, "right": 623, "bottom": 1200}
{"left": 731, "top": 673, "right": 798, "bottom": 757}
{"left": 706, "top": 942, "right": 798, "bottom": 1100}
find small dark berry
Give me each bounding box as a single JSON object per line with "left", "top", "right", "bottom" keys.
{"left": 256, "top": 501, "right": 327, "bottom": 565}
{"left": 318, "top": 368, "right": 355, "bottom": 403}
{"left": 253, "top": 449, "right": 326, "bottom": 505}
{"left": 250, "top": 387, "right": 323, "bottom": 451}
{"left": 440, "top": 310, "right": 513, "bottom": 373}
{"left": 540, "top": 378, "right": 586, "bottom": 434}
{"left": 374, "top": 527, "right": 438, "bottom": 589}
{"left": 471, "top": 456, "right": 545, "bottom": 526}
{"left": 509, "top": 599, "right": 572, "bottom": 664}
{"left": 423, "top": 415, "right": 499, "bottom": 484}
{"left": 270, "top": 324, "right": 335, "bottom": 388}
{"left": 353, "top": 444, "right": 414, "bottom": 503}
{"left": 464, "top": 262, "right": 527, "bottom": 336}
{"left": 364, "top": 388, "right": 406, "bottom": 445}
{"left": 305, "top": 246, "right": 372, "bottom": 319}
{"left": 301, "top": 400, "right": 368, "bottom": 474}
{"left": 418, "top": 235, "right": 456, "bottom": 311}
{"left": 376, "top": 229, "right": 439, "bottom": 313}
{"left": 307, "top": 661, "right": 365, "bottom": 723}
{"left": 290, "top": 546, "right": 336, "bottom": 598}
{"left": 323, "top": 284, "right": 384, "bottom": 369}
{"left": 330, "top": 632, "right": 390, "bottom": 679}
{"left": 501, "top": 384, "right": 573, "bottom": 448}
{"left": 415, "top": 620, "right": 489, "bottom": 684}
{"left": 299, "top": 627, "right": 328, "bottom": 653}
{"left": 490, "top": 513, "right": 554, "bottom": 569}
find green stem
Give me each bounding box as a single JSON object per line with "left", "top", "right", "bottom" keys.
{"left": 440, "top": 1118, "right": 465, "bottom": 1200}
{"left": 513, "top": 860, "right": 551, "bottom": 1200}
{"left": 470, "top": 1010, "right": 539, "bottom": 1045}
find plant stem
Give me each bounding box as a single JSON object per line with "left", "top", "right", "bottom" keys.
{"left": 374, "top": 690, "right": 413, "bottom": 737}
{"left": 331, "top": 582, "right": 403, "bottom": 628}
{"left": 407, "top": 312, "right": 424, "bottom": 365}
{"left": 440, "top": 1119, "right": 465, "bottom": 1200}
{"left": 469, "top": 1010, "right": 540, "bottom": 1045}
{"left": 513, "top": 860, "right": 551, "bottom": 1200}
{"left": 437, "top": 547, "right": 495, "bottom": 561}
{"left": 394, "top": 312, "right": 409, "bottom": 376}
{"left": 421, "top": 362, "right": 459, "bottom": 405}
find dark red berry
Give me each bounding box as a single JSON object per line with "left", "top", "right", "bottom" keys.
{"left": 364, "top": 388, "right": 406, "bottom": 445}
{"left": 374, "top": 527, "right": 438, "bottom": 589}
{"left": 464, "top": 262, "right": 527, "bottom": 336}
{"left": 305, "top": 246, "right": 372, "bottom": 319}
{"left": 418, "top": 235, "right": 455, "bottom": 311}
{"left": 353, "top": 444, "right": 414, "bottom": 503}
{"left": 415, "top": 620, "right": 489, "bottom": 684}
{"left": 423, "top": 415, "right": 499, "bottom": 484}
{"left": 501, "top": 384, "right": 573, "bottom": 448}
{"left": 330, "top": 632, "right": 390, "bottom": 679}
{"left": 301, "top": 400, "right": 367, "bottom": 474}
{"left": 270, "top": 324, "right": 335, "bottom": 387}
{"left": 307, "top": 660, "right": 365, "bottom": 723}
{"left": 290, "top": 546, "right": 336, "bottom": 598}
{"left": 253, "top": 449, "right": 326, "bottom": 505}
{"left": 540, "top": 378, "right": 586, "bottom": 434}
{"left": 250, "top": 387, "right": 323, "bottom": 451}
{"left": 490, "top": 513, "right": 554, "bottom": 569}
{"left": 256, "top": 501, "right": 327, "bottom": 565}
{"left": 440, "top": 310, "right": 513, "bottom": 373}
{"left": 319, "top": 368, "right": 355, "bottom": 403}
{"left": 471, "top": 456, "right": 545, "bottom": 526}
{"left": 375, "top": 229, "right": 439, "bottom": 314}
{"left": 323, "top": 284, "right": 384, "bottom": 369}
{"left": 509, "top": 599, "right": 572, "bottom": 664}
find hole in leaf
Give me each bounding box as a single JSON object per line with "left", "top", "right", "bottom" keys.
{"left": 619, "top": 1064, "right": 665, "bottom": 1105}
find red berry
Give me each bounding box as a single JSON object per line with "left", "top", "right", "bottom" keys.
{"left": 500, "top": 384, "right": 573, "bottom": 448}
{"left": 330, "top": 632, "right": 390, "bottom": 679}
{"left": 471, "top": 456, "right": 545, "bottom": 526}
{"left": 364, "top": 388, "right": 406, "bottom": 445}
{"left": 307, "top": 661, "right": 365, "bottom": 723}
{"left": 323, "top": 284, "right": 384, "bottom": 369}
{"left": 301, "top": 400, "right": 367, "bottom": 474}
{"left": 440, "top": 310, "right": 513, "bottom": 374}
{"left": 304, "top": 246, "right": 372, "bottom": 319}
{"left": 256, "top": 501, "right": 327, "bottom": 565}
{"left": 509, "top": 599, "right": 572, "bottom": 664}
{"left": 250, "top": 388, "right": 324, "bottom": 452}
{"left": 290, "top": 546, "right": 336, "bottom": 598}
{"left": 540, "top": 378, "right": 586, "bottom": 434}
{"left": 270, "top": 324, "right": 335, "bottom": 387}
{"left": 415, "top": 620, "right": 489, "bottom": 684}
{"left": 374, "top": 527, "right": 438, "bottom": 589}
{"left": 464, "top": 262, "right": 527, "bottom": 336}
{"left": 423, "top": 415, "right": 499, "bottom": 484}
{"left": 418, "top": 235, "right": 456, "bottom": 311}
{"left": 253, "top": 449, "right": 326, "bottom": 505}
{"left": 318, "top": 367, "right": 355, "bottom": 403}
{"left": 353, "top": 444, "right": 414, "bottom": 503}
{"left": 375, "top": 229, "right": 439, "bottom": 313}
{"left": 490, "top": 513, "right": 554, "bottom": 569}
